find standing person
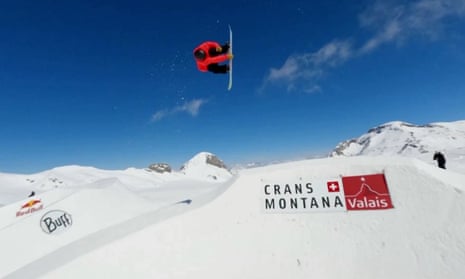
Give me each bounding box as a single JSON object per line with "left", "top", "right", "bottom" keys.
{"left": 193, "top": 41, "right": 232, "bottom": 74}
{"left": 433, "top": 151, "right": 446, "bottom": 169}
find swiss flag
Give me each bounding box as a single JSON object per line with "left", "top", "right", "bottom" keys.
{"left": 327, "top": 181, "right": 340, "bottom": 192}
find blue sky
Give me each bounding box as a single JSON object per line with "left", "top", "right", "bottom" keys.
{"left": 1, "top": 0, "right": 465, "bottom": 173}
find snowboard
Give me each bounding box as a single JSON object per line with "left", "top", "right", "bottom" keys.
{"left": 228, "top": 25, "right": 233, "bottom": 91}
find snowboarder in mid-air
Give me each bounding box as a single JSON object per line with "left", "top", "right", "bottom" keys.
{"left": 193, "top": 41, "right": 232, "bottom": 74}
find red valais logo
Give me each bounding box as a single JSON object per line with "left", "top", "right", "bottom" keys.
{"left": 342, "top": 173, "right": 393, "bottom": 210}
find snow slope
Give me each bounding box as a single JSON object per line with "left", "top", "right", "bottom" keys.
{"left": 331, "top": 120, "right": 465, "bottom": 173}
{"left": 1, "top": 121, "right": 465, "bottom": 278}
{"left": 1, "top": 156, "right": 463, "bottom": 278}
{"left": 0, "top": 152, "right": 233, "bottom": 206}
{"left": 0, "top": 152, "right": 236, "bottom": 278}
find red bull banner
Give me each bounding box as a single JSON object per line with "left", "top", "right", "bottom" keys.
{"left": 16, "top": 199, "right": 44, "bottom": 217}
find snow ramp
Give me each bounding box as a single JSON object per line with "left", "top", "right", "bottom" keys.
{"left": 0, "top": 177, "right": 236, "bottom": 278}
{"left": 3, "top": 156, "right": 465, "bottom": 279}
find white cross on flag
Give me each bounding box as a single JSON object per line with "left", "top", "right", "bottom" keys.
{"left": 327, "top": 181, "right": 340, "bottom": 192}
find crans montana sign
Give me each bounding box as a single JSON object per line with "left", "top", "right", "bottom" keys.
{"left": 263, "top": 173, "right": 393, "bottom": 213}
{"left": 263, "top": 177, "right": 346, "bottom": 213}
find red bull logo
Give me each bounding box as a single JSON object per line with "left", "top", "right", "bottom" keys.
{"left": 16, "top": 199, "right": 44, "bottom": 217}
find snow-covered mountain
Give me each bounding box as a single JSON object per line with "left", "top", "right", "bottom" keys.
{"left": 1, "top": 155, "right": 464, "bottom": 279}
{"left": 0, "top": 121, "right": 464, "bottom": 278}
{"left": 331, "top": 120, "right": 465, "bottom": 173}
{"left": 0, "top": 152, "right": 232, "bottom": 206}
{"left": 180, "top": 152, "right": 232, "bottom": 182}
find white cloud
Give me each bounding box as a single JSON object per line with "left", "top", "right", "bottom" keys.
{"left": 262, "top": 40, "right": 353, "bottom": 93}
{"left": 262, "top": 0, "right": 465, "bottom": 93}
{"left": 310, "top": 40, "right": 353, "bottom": 66}
{"left": 359, "top": 0, "right": 465, "bottom": 53}
{"left": 359, "top": 16, "right": 403, "bottom": 54}
{"left": 151, "top": 99, "right": 208, "bottom": 122}
{"left": 268, "top": 57, "right": 299, "bottom": 82}
{"left": 177, "top": 99, "right": 205, "bottom": 116}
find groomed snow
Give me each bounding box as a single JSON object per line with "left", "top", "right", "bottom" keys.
{"left": 1, "top": 155, "right": 464, "bottom": 278}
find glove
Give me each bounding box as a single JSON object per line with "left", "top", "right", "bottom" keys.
{"left": 216, "top": 46, "right": 222, "bottom": 52}
{"left": 227, "top": 53, "right": 234, "bottom": 59}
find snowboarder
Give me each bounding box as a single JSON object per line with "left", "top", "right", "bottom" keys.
{"left": 193, "top": 41, "right": 232, "bottom": 74}
{"left": 433, "top": 151, "right": 446, "bottom": 169}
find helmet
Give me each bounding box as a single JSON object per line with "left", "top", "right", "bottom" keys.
{"left": 194, "top": 49, "right": 206, "bottom": 60}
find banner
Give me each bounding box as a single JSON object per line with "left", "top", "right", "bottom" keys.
{"left": 262, "top": 173, "right": 393, "bottom": 213}
{"left": 342, "top": 173, "right": 394, "bottom": 210}
{"left": 263, "top": 177, "right": 346, "bottom": 213}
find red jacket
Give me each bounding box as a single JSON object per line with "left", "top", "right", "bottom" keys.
{"left": 193, "top": 41, "right": 229, "bottom": 72}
